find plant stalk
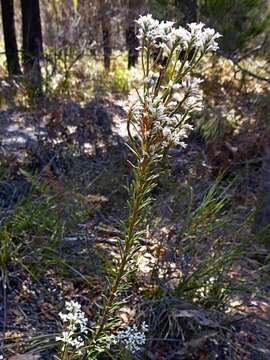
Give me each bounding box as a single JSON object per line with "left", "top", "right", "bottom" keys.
{"left": 88, "top": 149, "right": 152, "bottom": 352}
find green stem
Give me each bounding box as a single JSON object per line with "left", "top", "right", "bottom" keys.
{"left": 88, "top": 149, "right": 152, "bottom": 353}
{"left": 141, "top": 40, "right": 146, "bottom": 77}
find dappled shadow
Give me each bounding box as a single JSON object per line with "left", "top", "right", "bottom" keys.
{"left": 0, "top": 109, "right": 46, "bottom": 152}
{"left": 0, "top": 97, "right": 128, "bottom": 211}
{"left": 0, "top": 96, "right": 127, "bottom": 167}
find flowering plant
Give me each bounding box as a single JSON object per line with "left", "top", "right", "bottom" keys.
{"left": 59, "top": 14, "right": 221, "bottom": 359}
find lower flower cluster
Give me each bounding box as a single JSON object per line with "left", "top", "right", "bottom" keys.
{"left": 56, "top": 300, "right": 88, "bottom": 353}
{"left": 109, "top": 322, "right": 149, "bottom": 354}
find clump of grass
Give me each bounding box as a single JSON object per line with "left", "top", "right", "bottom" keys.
{"left": 198, "top": 107, "right": 240, "bottom": 144}
{"left": 181, "top": 174, "right": 231, "bottom": 238}
{"left": 147, "top": 175, "right": 246, "bottom": 304}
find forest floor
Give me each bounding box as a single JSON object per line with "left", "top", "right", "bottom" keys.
{"left": 0, "top": 69, "right": 270, "bottom": 359}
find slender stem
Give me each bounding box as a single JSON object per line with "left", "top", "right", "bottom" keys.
{"left": 141, "top": 40, "right": 145, "bottom": 77}
{"left": 176, "top": 53, "right": 204, "bottom": 82}
{"left": 149, "top": 48, "right": 163, "bottom": 71}
{"left": 88, "top": 149, "right": 152, "bottom": 351}
{"left": 146, "top": 48, "right": 150, "bottom": 76}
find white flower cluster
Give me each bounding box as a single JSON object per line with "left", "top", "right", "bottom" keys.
{"left": 56, "top": 300, "right": 88, "bottom": 352}
{"left": 110, "top": 322, "right": 149, "bottom": 354}
{"left": 129, "top": 14, "right": 221, "bottom": 149}
{"left": 130, "top": 90, "right": 195, "bottom": 147}
{"left": 187, "top": 22, "right": 221, "bottom": 51}
{"left": 136, "top": 14, "right": 221, "bottom": 53}
{"left": 181, "top": 75, "right": 204, "bottom": 111}
{"left": 136, "top": 14, "right": 160, "bottom": 45}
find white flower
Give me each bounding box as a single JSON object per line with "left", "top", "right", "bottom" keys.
{"left": 173, "top": 91, "right": 185, "bottom": 102}
{"left": 110, "top": 322, "right": 149, "bottom": 354}
{"left": 56, "top": 330, "right": 73, "bottom": 344}
{"left": 188, "top": 22, "right": 205, "bottom": 34}
{"left": 183, "top": 123, "right": 194, "bottom": 131}
{"left": 144, "top": 71, "right": 160, "bottom": 88}
{"left": 171, "top": 75, "right": 202, "bottom": 106}
{"left": 179, "top": 75, "right": 204, "bottom": 111}
{"left": 156, "top": 21, "right": 175, "bottom": 41}
{"left": 136, "top": 14, "right": 221, "bottom": 54}
{"left": 208, "top": 276, "right": 216, "bottom": 284}
{"left": 187, "top": 22, "right": 221, "bottom": 52}
{"left": 161, "top": 115, "right": 194, "bottom": 147}
{"left": 202, "top": 27, "right": 222, "bottom": 52}
{"left": 141, "top": 321, "right": 149, "bottom": 333}
{"left": 130, "top": 15, "right": 220, "bottom": 148}
{"left": 59, "top": 312, "right": 69, "bottom": 322}
{"left": 172, "top": 83, "right": 181, "bottom": 91}
{"left": 170, "top": 130, "right": 187, "bottom": 146}
{"left": 181, "top": 75, "right": 203, "bottom": 92}
{"left": 144, "top": 77, "right": 155, "bottom": 88}
{"left": 188, "top": 22, "right": 205, "bottom": 49}
{"left": 151, "top": 72, "right": 160, "bottom": 80}
{"left": 163, "top": 127, "right": 172, "bottom": 138}
{"left": 136, "top": 14, "right": 159, "bottom": 33}
{"left": 146, "top": 96, "right": 168, "bottom": 122}
{"left": 65, "top": 300, "right": 82, "bottom": 313}
{"left": 173, "top": 26, "right": 192, "bottom": 49}
{"left": 136, "top": 14, "right": 159, "bottom": 45}
{"left": 175, "top": 60, "right": 182, "bottom": 71}
{"left": 131, "top": 102, "right": 144, "bottom": 121}
{"left": 179, "top": 141, "right": 188, "bottom": 148}
{"left": 186, "top": 93, "right": 204, "bottom": 111}
{"left": 155, "top": 21, "right": 175, "bottom": 53}
{"left": 167, "top": 100, "right": 178, "bottom": 110}
{"left": 56, "top": 300, "right": 88, "bottom": 354}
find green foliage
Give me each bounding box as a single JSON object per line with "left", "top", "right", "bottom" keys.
{"left": 199, "top": 0, "right": 270, "bottom": 53}
{"left": 182, "top": 175, "right": 230, "bottom": 237}
{"left": 175, "top": 245, "right": 241, "bottom": 308}
{"left": 175, "top": 178, "right": 247, "bottom": 308}
{"left": 107, "top": 52, "right": 132, "bottom": 93}
{"left": 149, "top": 177, "right": 245, "bottom": 309}
{"left": 0, "top": 171, "right": 96, "bottom": 281}
{"left": 198, "top": 107, "right": 239, "bottom": 144}
{"left": 5, "top": 176, "right": 59, "bottom": 241}
{"left": 109, "top": 66, "right": 130, "bottom": 93}
{"left": 148, "top": 0, "right": 177, "bottom": 19}
{"left": 42, "top": 47, "right": 85, "bottom": 96}
{"left": 0, "top": 225, "right": 11, "bottom": 289}
{"left": 150, "top": 0, "right": 270, "bottom": 53}
{"left": 1, "top": 6, "right": 268, "bottom": 358}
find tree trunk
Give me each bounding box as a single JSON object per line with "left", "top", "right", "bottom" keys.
{"left": 21, "top": 0, "right": 43, "bottom": 92}
{"left": 1, "top": 0, "right": 21, "bottom": 76}
{"left": 102, "top": 20, "right": 111, "bottom": 70}
{"left": 126, "top": 0, "right": 139, "bottom": 68}
{"left": 100, "top": 0, "right": 112, "bottom": 70}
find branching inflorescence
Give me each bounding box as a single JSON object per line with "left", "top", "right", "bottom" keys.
{"left": 56, "top": 300, "right": 88, "bottom": 357}
{"left": 57, "top": 14, "right": 221, "bottom": 359}
{"left": 109, "top": 322, "right": 149, "bottom": 354}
